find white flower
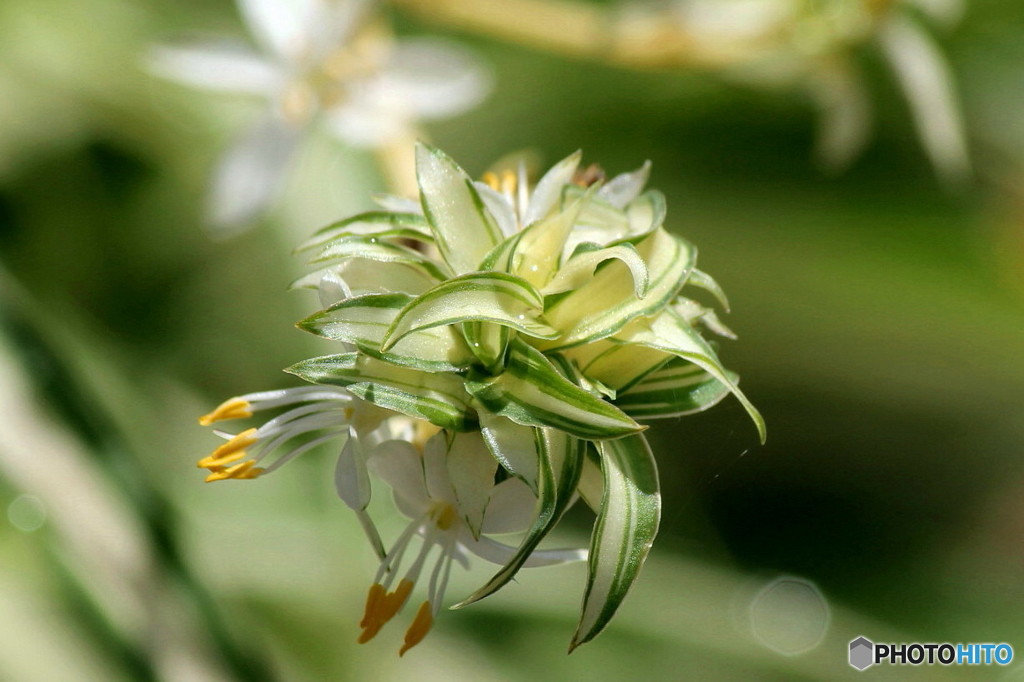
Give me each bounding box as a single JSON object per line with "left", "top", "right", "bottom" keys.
{"left": 148, "top": 0, "right": 489, "bottom": 232}
{"left": 197, "top": 384, "right": 413, "bottom": 557}
{"left": 356, "top": 429, "right": 585, "bottom": 655}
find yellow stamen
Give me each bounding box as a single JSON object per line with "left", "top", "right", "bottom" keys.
{"left": 198, "top": 397, "right": 252, "bottom": 426}
{"left": 481, "top": 171, "right": 500, "bottom": 191}
{"left": 196, "top": 428, "right": 259, "bottom": 469}
{"left": 204, "top": 460, "right": 264, "bottom": 482}
{"left": 382, "top": 580, "right": 414, "bottom": 622}
{"left": 399, "top": 601, "right": 434, "bottom": 656}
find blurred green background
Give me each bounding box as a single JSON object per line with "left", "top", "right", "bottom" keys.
{"left": 2, "top": 0, "right": 1024, "bottom": 679}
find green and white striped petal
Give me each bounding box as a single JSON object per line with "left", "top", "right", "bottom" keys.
{"left": 570, "top": 338, "right": 673, "bottom": 392}
{"left": 541, "top": 227, "right": 696, "bottom": 351}
{"left": 615, "top": 358, "right": 735, "bottom": 420}
{"left": 541, "top": 242, "right": 649, "bottom": 298}
{"left": 478, "top": 410, "right": 540, "bottom": 492}
{"left": 307, "top": 233, "right": 448, "bottom": 281}
{"left": 297, "top": 293, "right": 475, "bottom": 372}
{"left": 686, "top": 268, "right": 730, "bottom": 311}
{"left": 465, "top": 339, "right": 643, "bottom": 441}
{"left": 570, "top": 433, "right": 660, "bottom": 652}
{"left": 381, "top": 272, "right": 559, "bottom": 352}
{"left": 455, "top": 427, "right": 583, "bottom": 607}
{"left": 416, "top": 143, "right": 503, "bottom": 275}
{"left": 286, "top": 353, "right": 477, "bottom": 432}
{"left": 614, "top": 311, "right": 765, "bottom": 442}
{"left": 297, "top": 211, "right": 432, "bottom": 252}
{"left": 512, "top": 197, "right": 585, "bottom": 289}
{"left": 289, "top": 260, "right": 438, "bottom": 297}
{"left": 624, "top": 190, "right": 667, "bottom": 236}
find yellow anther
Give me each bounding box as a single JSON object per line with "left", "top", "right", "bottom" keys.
{"left": 383, "top": 580, "right": 414, "bottom": 622}
{"left": 481, "top": 171, "right": 500, "bottom": 191}
{"left": 198, "top": 397, "right": 252, "bottom": 426}
{"left": 358, "top": 579, "right": 416, "bottom": 643}
{"left": 204, "top": 459, "right": 263, "bottom": 483}
{"left": 360, "top": 583, "right": 386, "bottom": 629}
{"left": 197, "top": 428, "right": 259, "bottom": 470}
{"left": 399, "top": 602, "right": 434, "bottom": 657}
{"left": 500, "top": 169, "right": 516, "bottom": 196}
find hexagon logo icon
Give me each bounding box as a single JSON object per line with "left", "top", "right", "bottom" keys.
{"left": 849, "top": 636, "right": 875, "bottom": 670}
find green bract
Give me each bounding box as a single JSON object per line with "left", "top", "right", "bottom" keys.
{"left": 290, "top": 143, "right": 764, "bottom": 650}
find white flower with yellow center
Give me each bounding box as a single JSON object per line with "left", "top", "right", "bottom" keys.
{"left": 358, "top": 429, "right": 584, "bottom": 655}
{"left": 148, "top": 0, "right": 489, "bottom": 231}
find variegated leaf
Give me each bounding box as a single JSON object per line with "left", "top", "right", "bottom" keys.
{"left": 286, "top": 353, "right": 477, "bottom": 432}
{"left": 465, "top": 339, "right": 643, "bottom": 441}
{"left": 570, "top": 433, "right": 660, "bottom": 651}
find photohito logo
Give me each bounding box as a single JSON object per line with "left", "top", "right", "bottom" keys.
{"left": 848, "top": 636, "right": 1013, "bottom": 670}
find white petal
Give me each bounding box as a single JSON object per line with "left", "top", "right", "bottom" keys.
{"left": 334, "top": 434, "right": 369, "bottom": 510}
{"left": 422, "top": 431, "right": 456, "bottom": 504}
{"left": 473, "top": 182, "right": 517, "bottom": 237}
{"left": 206, "top": 116, "right": 299, "bottom": 234}
{"left": 523, "top": 150, "right": 581, "bottom": 227}
{"left": 878, "top": 14, "right": 970, "bottom": 183}
{"left": 368, "top": 439, "right": 428, "bottom": 511}
{"left": 599, "top": 160, "right": 651, "bottom": 209}
{"left": 237, "top": 0, "right": 317, "bottom": 60}
{"left": 376, "top": 38, "right": 491, "bottom": 120}
{"left": 808, "top": 59, "right": 872, "bottom": 172}
{"left": 481, "top": 478, "right": 536, "bottom": 535}
{"left": 147, "top": 42, "right": 282, "bottom": 94}
{"left": 323, "top": 96, "right": 408, "bottom": 147}
{"left": 460, "top": 534, "right": 587, "bottom": 567}
{"left": 445, "top": 432, "right": 497, "bottom": 538}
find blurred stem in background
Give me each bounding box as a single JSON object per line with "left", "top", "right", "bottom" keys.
{"left": 392, "top": 0, "right": 970, "bottom": 183}
{"left": 0, "top": 267, "right": 270, "bottom": 682}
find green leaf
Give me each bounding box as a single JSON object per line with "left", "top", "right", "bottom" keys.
{"left": 381, "top": 272, "right": 559, "bottom": 353}
{"left": 416, "top": 143, "right": 504, "bottom": 275}
{"left": 454, "top": 428, "right": 583, "bottom": 607}
{"left": 297, "top": 293, "right": 475, "bottom": 372}
{"left": 306, "top": 233, "right": 448, "bottom": 281}
{"left": 286, "top": 353, "right": 477, "bottom": 432}
{"left": 297, "top": 211, "right": 432, "bottom": 252}
{"left": 465, "top": 339, "right": 643, "bottom": 440}
{"left": 570, "top": 433, "right": 660, "bottom": 652}
{"left": 541, "top": 227, "right": 696, "bottom": 350}
{"left": 615, "top": 358, "right": 735, "bottom": 420}
{"left": 569, "top": 338, "right": 673, "bottom": 392}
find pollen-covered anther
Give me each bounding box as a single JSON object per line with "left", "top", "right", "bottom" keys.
{"left": 399, "top": 601, "right": 434, "bottom": 656}
{"left": 196, "top": 428, "right": 259, "bottom": 470}
{"left": 358, "top": 580, "right": 415, "bottom": 643}
{"left": 198, "top": 397, "right": 252, "bottom": 426}
{"left": 204, "top": 459, "right": 264, "bottom": 482}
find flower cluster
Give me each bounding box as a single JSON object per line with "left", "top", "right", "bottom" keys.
{"left": 149, "top": 0, "right": 488, "bottom": 232}
{"left": 198, "top": 144, "right": 763, "bottom": 654}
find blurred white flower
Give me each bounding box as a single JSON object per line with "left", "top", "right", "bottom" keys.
{"left": 148, "top": 0, "right": 490, "bottom": 234}
{"left": 615, "top": 0, "right": 969, "bottom": 180}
